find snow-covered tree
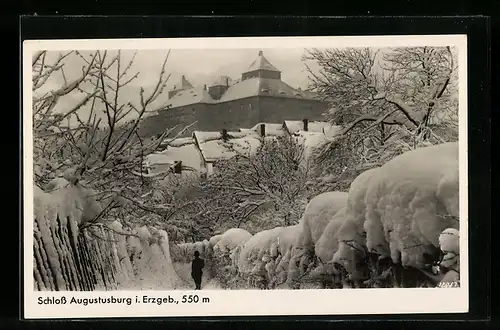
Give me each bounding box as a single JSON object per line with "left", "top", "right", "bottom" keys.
{"left": 304, "top": 46, "right": 458, "bottom": 185}
{"left": 32, "top": 49, "right": 192, "bottom": 230}
{"left": 198, "top": 135, "right": 312, "bottom": 232}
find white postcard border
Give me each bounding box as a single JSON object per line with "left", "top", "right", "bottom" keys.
{"left": 23, "top": 34, "right": 469, "bottom": 319}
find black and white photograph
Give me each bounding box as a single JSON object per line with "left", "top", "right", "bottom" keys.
{"left": 23, "top": 35, "right": 468, "bottom": 318}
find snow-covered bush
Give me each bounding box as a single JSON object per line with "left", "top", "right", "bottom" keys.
{"left": 296, "top": 191, "right": 349, "bottom": 249}
{"left": 209, "top": 234, "right": 222, "bottom": 248}
{"left": 289, "top": 191, "right": 348, "bottom": 282}
{"left": 208, "top": 228, "right": 253, "bottom": 289}
{"left": 238, "top": 227, "right": 284, "bottom": 274}
{"left": 437, "top": 228, "right": 460, "bottom": 285}
{"left": 364, "top": 142, "right": 459, "bottom": 270}
{"left": 214, "top": 228, "right": 253, "bottom": 253}
{"left": 332, "top": 167, "right": 380, "bottom": 282}
{"left": 315, "top": 207, "right": 346, "bottom": 269}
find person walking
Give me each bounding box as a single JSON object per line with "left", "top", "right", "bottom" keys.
{"left": 191, "top": 251, "right": 205, "bottom": 290}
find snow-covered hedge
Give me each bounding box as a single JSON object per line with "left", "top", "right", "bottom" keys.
{"left": 364, "top": 142, "right": 459, "bottom": 269}
{"left": 286, "top": 191, "right": 348, "bottom": 287}
{"left": 333, "top": 167, "right": 380, "bottom": 281}
{"left": 214, "top": 228, "right": 253, "bottom": 253}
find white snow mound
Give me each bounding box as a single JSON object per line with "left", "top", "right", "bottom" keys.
{"left": 333, "top": 167, "right": 380, "bottom": 275}
{"left": 363, "top": 142, "right": 460, "bottom": 269}
{"left": 215, "top": 228, "right": 253, "bottom": 253}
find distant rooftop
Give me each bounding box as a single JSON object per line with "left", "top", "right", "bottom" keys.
{"left": 145, "top": 120, "right": 342, "bottom": 175}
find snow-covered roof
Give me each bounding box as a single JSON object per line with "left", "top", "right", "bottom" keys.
{"left": 211, "top": 75, "right": 232, "bottom": 87}
{"left": 284, "top": 120, "right": 342, "bottom": 137}
{"left": 146, "top": 142, "right": 202, "bottom": 172}
{"left": 161, "top": 136, "right": 195, "bottom": 148}
{"left": 192, "top": 131, "right": 225, "bottom": 144}
{"left": 144, "top": 120, "right": 339, "bottom": 172}
{"left": 143, "top": 110, "right": 160, "bottom": 118}
{"left": 195, "top": 132, "right": 262, "bottom": 163}
{"left": 245, "top": 50, "right": 281, "bottom": 73}
{"left": 283, "top": 120, "right": 304, "bottom": 134}
{"left": 163, "top": 86, "right": 215, "bottom": 108}
{"left": 172, "top": 75, "right": 194, "bottom": 90}
{"left": 293, "top": 131, "right": 330, "bottom": 160}
{"left": 218, "top": 77, "right": 320, "bottom": 103}
{"left": 239, "top": 122, "right": 287, "bottom": 137}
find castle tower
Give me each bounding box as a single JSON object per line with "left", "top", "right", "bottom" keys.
{"left": 241, "top": 50, "right": 282, "bottom": 81}
{"left": 168, "top": 75, "right": 194, "bottom": 99}
{"left": 208, "top": 75, "right": 231, "bottom": 100}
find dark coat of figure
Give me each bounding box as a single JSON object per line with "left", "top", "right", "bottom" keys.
{"left": 191, "top": 251, "right": 205, "bottom": 290}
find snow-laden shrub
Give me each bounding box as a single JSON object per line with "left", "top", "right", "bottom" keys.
{"left": 315, "top": 207, "right": 346, "bottom": 271}
{"left": 207, "top": 229, "right": 253, "bottom": 289}
{"left": 122, "top": 225, "right": 185, "bottom": 289}
{"left": 292, "top": 192, "right": 348, "bottom": 270}
{"left": 214, "top": 228, "right": 253, "bottom": 253}
{"left": 107, "top": 221, "right": 135, "bottom": 286}
{"left": 276, "top": 225, "right": 301, "bottom": 255}
{"left": 364, "top": 142, "right": 459, "bottom": 269}
{"left": 296, "top": 191, "right": 349, "bottom": 249}
{"left": 35, "top": 178, "right": 103, "bottom": 227}
{"left": 283, "top": 191, "right": 348, "bottom": 288}
{"left": 288, "top": 207, "right": 347, "bottom": 288}
{"left": 437, "top": 228, "right": 460, "bottom": 285}
{"left": 333, "top": 167, "right": 380, "bottom": 279}
{"left": 238, "top": 227, "right": 284, "bottom": 276}
{"left": 209, "top": 234, "right": 222, "bottom": 248}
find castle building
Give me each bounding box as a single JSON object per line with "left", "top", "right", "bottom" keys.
{"left": 138, "top": 50, "right": 330, "bottom": 138}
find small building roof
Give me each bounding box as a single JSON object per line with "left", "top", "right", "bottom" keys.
{"left": 239, "top": 123, "right": 287, "bottom": 137}
{"left": 193, "top": 130, "right": 262, "bottom": 163}
{"left": 146, "top": 140, "right": 202, "bottom": 172}
{"left": 144, "top": 119, "right": 340, "bottom": 174}
{"left": 292, "top": 131, "right": 329, "bottom": 160}
{"left": 283, "top": 120, "right": 342, "bottom": 137}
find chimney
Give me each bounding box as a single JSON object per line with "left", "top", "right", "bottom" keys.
{"left": 303, "top": 119, "right": 309, "bottom": 131}
{"left": 258, "top": 50, "right": 263, "bottom": 56}
{"left": 260, "top": 123, "right": 266, "bottom": 137}
{"left": 204, "top": 84, "right": 207, "bottom": 91}
{"left": 221, "top": 128, "right": 228, "bottom": 141}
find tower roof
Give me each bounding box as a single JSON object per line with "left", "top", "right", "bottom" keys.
{"left": 173, "top": 75, "right": 194, "bottom": 90}
{"left": 211, "top": 75, "right": 232, "bottom": 87}
{"left": 244, "top": 50, "right": 280, "bottom": 73}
